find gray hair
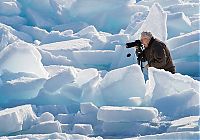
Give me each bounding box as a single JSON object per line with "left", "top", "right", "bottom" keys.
{"left": 141, "top": 31, "right": 153, "bottom": 39}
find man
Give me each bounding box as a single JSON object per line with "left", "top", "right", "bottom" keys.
{"left": 128, "top": 31, "right": 175, "bottom": 74}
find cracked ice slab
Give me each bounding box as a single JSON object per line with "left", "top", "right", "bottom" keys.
{"left": 0, "top": 105, "right": 37, "bottom": 135}
{"left": 97, "top": 106, "right": 158, "bottom": 122}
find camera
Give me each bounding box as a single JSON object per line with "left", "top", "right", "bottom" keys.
{"left": 126, "top": 40, "right": 145, "bottom": 71}
{"left": 126, "top": 40, "right": 142, "bottom": 49}
{"left": 126, "top": 40, "right": 143, "bottom": 57}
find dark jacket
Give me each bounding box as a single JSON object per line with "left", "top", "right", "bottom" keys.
{"left": 142, "top": 37, "right": 175, "bottom": 74}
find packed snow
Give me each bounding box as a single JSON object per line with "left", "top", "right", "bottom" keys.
{"left": 0, "top": 0, "right": 199, "bottom": 139}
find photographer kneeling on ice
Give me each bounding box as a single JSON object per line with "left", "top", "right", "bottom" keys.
{"left": 126, "top": 31, "right": 175, "bottom": 74}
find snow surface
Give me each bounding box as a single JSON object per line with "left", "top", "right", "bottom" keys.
{"left": 0, "top": 0, "right": 199, "bottom": 139}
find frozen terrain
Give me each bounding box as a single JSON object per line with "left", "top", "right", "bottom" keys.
{"left": 0, "top": 0, "right": 199, "bottom": 139}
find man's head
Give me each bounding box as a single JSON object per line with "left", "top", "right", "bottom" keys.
{"left": 140, "top": 31, "right": 152, "bottom": 48}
